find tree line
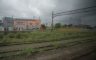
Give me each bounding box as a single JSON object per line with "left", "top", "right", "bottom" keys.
{"left": 54, "top": 23, "right": 96, "bottom": 29}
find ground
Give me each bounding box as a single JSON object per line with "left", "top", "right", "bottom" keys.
{"left": 0, "top": 28, "right": 96, "bottom": 60}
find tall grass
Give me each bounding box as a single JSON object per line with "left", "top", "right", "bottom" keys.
{"left": 0, "top": 29, "right": 96, "bottom": 46}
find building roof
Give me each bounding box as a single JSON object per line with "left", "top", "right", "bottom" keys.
{"left": 14, "top": 18, "right": 40, "bottom": 21}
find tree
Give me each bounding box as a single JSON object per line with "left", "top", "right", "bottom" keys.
{"left": 62, "top": 24, "right": 67, "bottom": 28}
{"left": 55, "top": 23, "right": 61, "bottom": 28}
{"left": 40, "top": 24, "right": 46, "bottom": 31}
{"left": 94, "top": 26, "right": 96, "bottom": 29}
{"left": 68, "top": 24, "right": 73, "bottom": 27}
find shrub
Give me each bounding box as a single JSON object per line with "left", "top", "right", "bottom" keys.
{"left": 0, "top": 33, "right": 4, "bottom": 39}
{"left": 7, "top": 33, "right": 15, "bottom": 38}
{"left": 21, "top": 48, "right": 38, "bottom": 56}
{"left": 15, "top": 33, "right": 23, "bottom": 39}
{"left": 55, "top": 23, "right": 61, "bottom": 28}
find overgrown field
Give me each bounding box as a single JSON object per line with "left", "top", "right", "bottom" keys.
{"left": 0, "top": 28, "right": 96, "bottom": 46}
{"left": 0, "top": 28, "right": 96, "bottom": 60}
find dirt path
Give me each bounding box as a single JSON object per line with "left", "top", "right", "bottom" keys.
{"left": 32, "top": 42, "right": 96, "bottom": 60}
{"left": 0, "top": 37, "right": 93, "bottom": 53}
{"left": 76, "top": 51, "right": 96, "bottom": 60}
{"left": 1, "top": 40, "right": 96, "bottom": 60}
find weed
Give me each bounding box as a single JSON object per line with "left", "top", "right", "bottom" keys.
{"left": 21, "top": 48, "right": 38, "bottom": 56}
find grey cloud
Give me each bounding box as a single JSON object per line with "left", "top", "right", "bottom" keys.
{"left": 0, "top": 0, "right": 96, "bottom": 26}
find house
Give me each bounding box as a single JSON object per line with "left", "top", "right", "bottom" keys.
{"left": 14, "top": 18, "right": 41, "bottom": 31}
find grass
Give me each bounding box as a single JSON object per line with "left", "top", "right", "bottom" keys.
{"left": 0, "top": 28, "right": 96, "bottom": 60}
{"left": 1, "top": 37, "right": 95, "bottom": 58}
{"left": 0, "top": 28, "right": 96, "bottom": 46}
{"left": 0, "top": 36, "right": 96, "bottom": 59}
{"left": 20, "top": 48, "right": 38, "bottom": 56}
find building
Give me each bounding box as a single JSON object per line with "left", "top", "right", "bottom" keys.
{"left": 2, "top": 17, "right": 41, "bottom": 31}
{"left": 14, "top": 18, "right": 41, "bottom": 31}
{"left": 0, "top": 20, "right": 4, "bottom": 31}
{"left": 3, "top": 17, "right": 14, "bottom": 31}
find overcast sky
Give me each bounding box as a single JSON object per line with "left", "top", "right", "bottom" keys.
{"left": 0, "top": 0, "right": 96, "bottom": 26}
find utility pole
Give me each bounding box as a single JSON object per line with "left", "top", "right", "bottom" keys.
{"left": 51, "top": 11, "right": 54, "bottom": 31}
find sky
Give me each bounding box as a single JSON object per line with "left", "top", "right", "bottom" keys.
{"left": 0, "top": 0, "right": 96, "bottom": 26}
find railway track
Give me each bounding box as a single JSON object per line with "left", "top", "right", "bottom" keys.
{"left": 0, "top": 37, "right": 96, "bottom": 59}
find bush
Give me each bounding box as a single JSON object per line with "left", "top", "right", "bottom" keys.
{"left": 15, "top": 33, "right": 23, "bottom": 39}
{"left": 55, "top": 23, "right": 61, "bottom": 28}
{"left": 21, "top": 48, "right": 38, "bottom": 56}
{"left": 0, "top": 33, "right": 4, "bottom": 39}
{"left": 7, "top": 33, "right": 15, "bottom": 38}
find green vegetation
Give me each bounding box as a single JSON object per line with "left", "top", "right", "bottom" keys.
{"left": 0, "top": 37, "right": 95, "bottom": 59}
{"left": 0, "top": 28, "right": 96, "bottom": 46}
{"left": 55, "top": 23, "right": 61, "bottom": 28}
{"left": 20, "top": 48, "right": 38, "bottom": 56}
{"left": 0, "top": 28, "right": 96, "bottom": 60}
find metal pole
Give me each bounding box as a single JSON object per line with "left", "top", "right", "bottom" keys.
{"left": 51, "top": 11, "right": 54, "bottom": 31}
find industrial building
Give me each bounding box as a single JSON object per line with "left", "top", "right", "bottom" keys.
{"left": 0, "top": 17, "right": 41, "bottom": 31}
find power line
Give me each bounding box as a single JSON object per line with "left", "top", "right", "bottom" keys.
{"left": 51, "top": 5, "right": 96, "bottom": 31}
{"left": 54, "top": 5, "right": 96, "bottom": 18}
{"left": 55, "top": 5, "right": 96, "bottom": 15}
{"left": 55, "top": 8, "right": 96, "bottom": 17}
